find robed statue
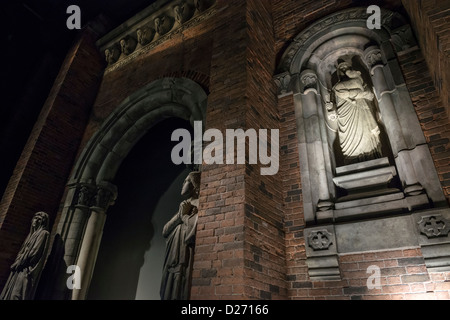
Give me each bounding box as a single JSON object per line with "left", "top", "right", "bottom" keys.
{"left": 160, "top": 171, "right": 201, "bottom": 300}
{"left": 332, "top": 61, "right": 382, "bottom": 164}
{"left": 1, "top": 211, "right": 50, "bottom": 300}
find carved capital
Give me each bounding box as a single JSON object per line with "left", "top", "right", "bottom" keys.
{"left": 308, "top": 230, "right": 334, "bottom": 251}
{"left": 300, "top": 69, "right": 318, "bottom": 94}
{"left": 274, "top": 72, "right": 292, "bottom": 97}
{"left": 75, "top": 184, "right": 96, "bottom": 208}
{"left": 364, "top": 47, "right": 383, "bottom": 73}
{"left": 418, "top": 215, "right": 450, "bottom": 239}
{"left": 92, "top": 182, "right": 118, "bottom": 211}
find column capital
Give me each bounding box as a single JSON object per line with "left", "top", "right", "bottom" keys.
{"left": 363, "top": 46, "right": 383, "bottom": 75}
{"left": 91, "top": 182, "right": 118, "bottom": 212}
{"left": 300, "top": 69, "right": 318, "bottom": 95}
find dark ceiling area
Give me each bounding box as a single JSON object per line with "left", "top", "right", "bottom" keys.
{"left": 0, "top": 0, "right": 159, "bottom": 199}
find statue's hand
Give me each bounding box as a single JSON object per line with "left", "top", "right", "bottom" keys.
{"left": 180, "top": 200, "right": 193, "bottom": 215}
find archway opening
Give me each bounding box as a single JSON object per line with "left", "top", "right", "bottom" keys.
{"left": 87, "top": 117, "right": 192, "bottom": 300}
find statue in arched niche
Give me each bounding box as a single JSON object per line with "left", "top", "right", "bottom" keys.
{"left": 160, "top": 171, "right": 201, "bottom": 300}
{"left": 1, "top": 212, "right": 50, "bottom": 300}
{"left": 332, "top": 59, "right": 382, "bottom": 164}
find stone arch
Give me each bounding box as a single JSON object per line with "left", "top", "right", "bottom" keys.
{"left": 51, "top": 77, "right": 207, "bottom": 299}
{"left": 275, "top": 7, "right": 447, "bottom": 280}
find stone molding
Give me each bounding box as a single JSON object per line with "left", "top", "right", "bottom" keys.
{"left": 97, "top": 0, "right": 217, "bottom": 73}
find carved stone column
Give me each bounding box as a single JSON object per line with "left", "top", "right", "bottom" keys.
{"left": 72, "top": 182, "right": 117, "bottom": 300}
{"left": 293, "top": 70, "right": 334, "bottom": 223}
{"left": 363, "top": 46, "right": 434, "bottom": 203}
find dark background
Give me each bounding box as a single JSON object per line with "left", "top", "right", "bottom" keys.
{"left": 0, "top": 0, "right": 159, "bottom": 200}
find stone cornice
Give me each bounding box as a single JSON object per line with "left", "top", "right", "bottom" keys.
{"left": 97, "top": 0, "right": 217, "bottom": 74}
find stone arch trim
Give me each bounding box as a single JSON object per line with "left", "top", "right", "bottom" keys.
{"left": 51, "top": 77, "right": 207, "bottom": 299}
{"left": 276, "top": 7, "right": 411, "bottom": 75}
{"left": 70, "top": 77, "right": 207, "bottom": 185}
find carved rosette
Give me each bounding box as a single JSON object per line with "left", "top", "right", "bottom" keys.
{"left": 308, "top": 230, "right": 334, "bottom": 251}
{"left": 364, "top": 47, "right": 383, "bottom": 74}
{"left": 101, "top": 0, "right": 216, "bottom": 69}
{"left": 418, "top": 215, "right": 450, "bottom": 239}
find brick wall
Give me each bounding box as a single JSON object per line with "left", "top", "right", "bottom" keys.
{"left": 402, "top": 0, "right": 450, "bottom": 119}
{"left": 0, "top": 28, "right": 104, "bottom": 289}
{"left": 2, "top": 0, "right": 450, "bottom": 300}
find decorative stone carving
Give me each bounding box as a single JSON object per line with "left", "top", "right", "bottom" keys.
{"left": 161, "top": 171, "right": 201, "bottom": 300}
{"left": 194, "top": 0, "right": 214, "bottom": 12}
{"left": 418, "top": 215, "right": 450, "bottom": 239}
{"left": 300, "top": 70, "right": 318, "bottom": 94}
{"left": 154, "top": 15, "right": 174, "bottom": 36}
{"left": 174, "top": 2, "right": 195, "bottom": 24}
{"left": 308, "top": 230, "right": 333, "bottom": 250}
{"left": 105, "top": 46, "right": 120, "bottom": 65}
{"left": 99, "top": 0, "right": 217, "bottom": 72}
{"left": 76, "top": 185, "right": 96, "bottom": 207}
{"left": 0, "top": 212, "right": 50, "bottom": 300}
{"left": 277, "top": 7, "right": 407, "bottom": 73}
{"left": 332, "top": 58, "right": 382, "bottom": 164}
{"left": 120, "top": 36, "right": 137, "bottom": 56}
{"left": 364, "top": 48, "right": 383, "bottom": 73}
{"left": 136, "top": 27, "right": 155, "bottom": 46}
{"left": 274, "top": 72, "right": 291, "bottom": 97}
{"left": 94, "top": 186, "right": 116, "bottom": 210}
{"left": 391, "top": 25, "right": 417, "bottom": 52}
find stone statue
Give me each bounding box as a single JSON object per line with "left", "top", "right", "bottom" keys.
{"left": 160, "top": 171, "right": 201, "bottom": 300}
{"left": 1, "top": 212, "right": 50, "bottom": 300}
{"left": 332, "top": 61, "right": 382, "bottom": 164}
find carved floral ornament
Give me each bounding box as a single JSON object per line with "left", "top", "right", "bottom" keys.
{"left": 75, "top": 182, "right": 118, "bottom": 210}
{"left": 308, "top": 230, "right": 334, "bottom": 251}
{"left": 418, "top": 215, "right": 450, "bottom": 239}
{"left": 100, "top": 0, "right": 216, "bottom": 70}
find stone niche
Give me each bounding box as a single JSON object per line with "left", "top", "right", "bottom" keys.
{"left": 275, "top": 7, "right": 450, "bottom": 280}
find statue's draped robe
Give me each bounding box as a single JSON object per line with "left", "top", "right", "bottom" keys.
{"left": 333, "top": 77, "right": 382, "bottom": 164}
{"left": 0, "top": 227, "right": 49, "bottom": 300}
{"left": 160, "top": 199, "right": 198, "bottom": 300}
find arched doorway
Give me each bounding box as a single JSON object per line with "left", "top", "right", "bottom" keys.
{"left": 47, "top": 77, "right": 207, "bottom": 300}
{"left": 87, "top": 117, "right": 193, "bottom": 300}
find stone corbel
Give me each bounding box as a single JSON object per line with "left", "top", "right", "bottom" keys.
{"left": 174, "top": 2, "right": 195, "bottom": 24}
{"left": 413, "top": 209, "right": 450, "bottom": 272}
{"left": 305, "top": 225, "right": 340, "bottom": 281}
{"left": 105, "top": 45, "right": 121, "bottom": 66}
{"left": 119, "top": 36, "right": 137, "bottom": 56}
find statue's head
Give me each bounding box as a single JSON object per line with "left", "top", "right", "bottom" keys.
{"left": 31, "top": 211, "right": 49, "bottom": 232}
{"left": 182, "top": 171, "right": 201, "bottom": 197}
